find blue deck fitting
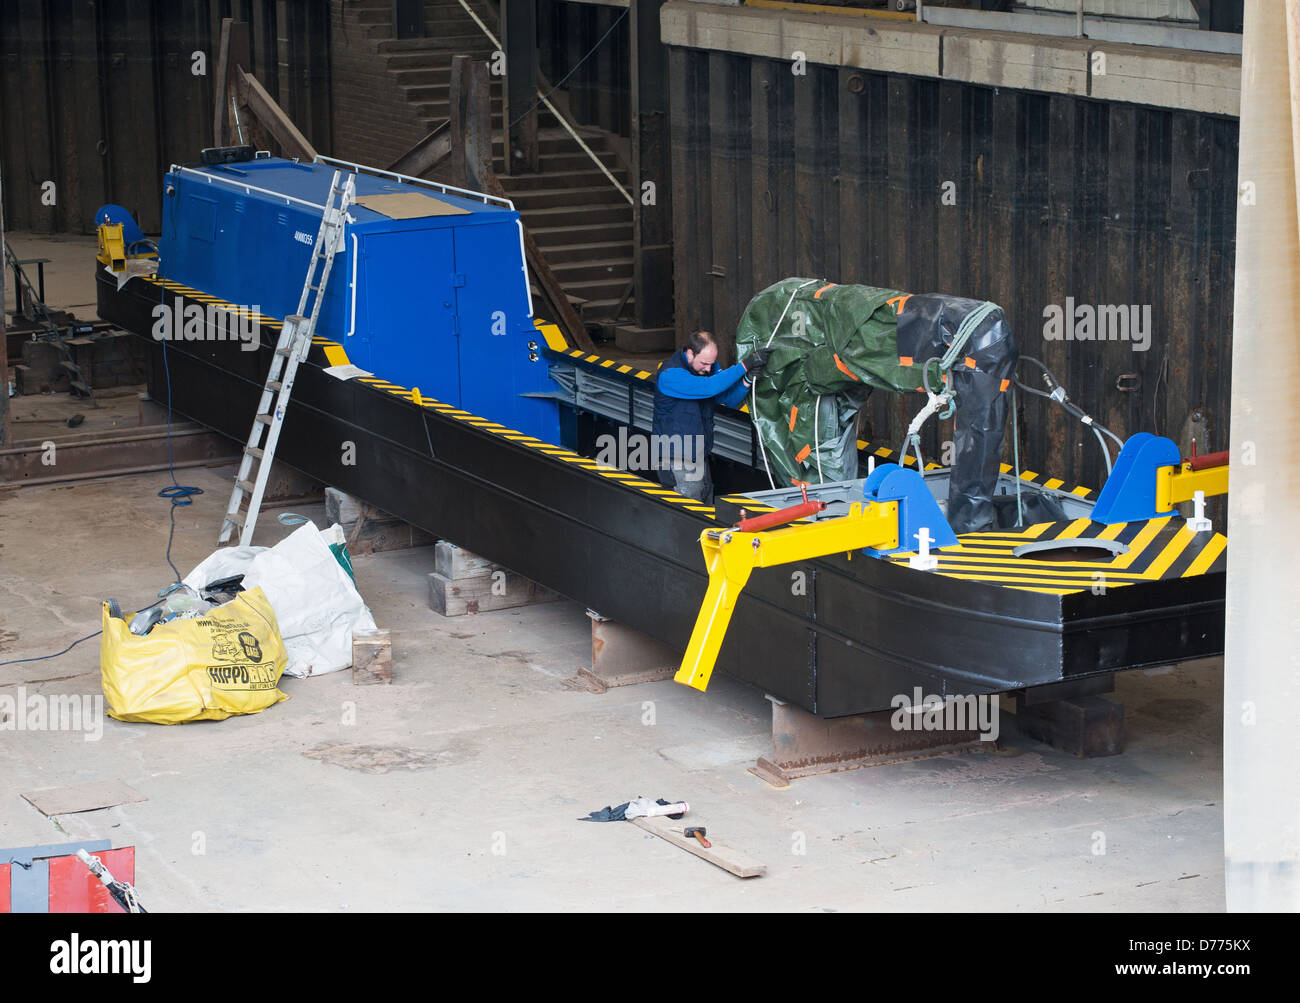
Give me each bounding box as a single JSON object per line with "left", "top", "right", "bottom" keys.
{"left": 95, "top": 203, "right": 151, "bottom": 251}
{"left": 1089, "top": 432, "right": 1181, "bottom": 524}
{"left": 860, "top": 462, "right": 958, "bottom": 556}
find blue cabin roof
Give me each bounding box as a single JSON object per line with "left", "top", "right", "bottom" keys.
{"left": 179, "top": 157, "right": 513, "bottom": 229}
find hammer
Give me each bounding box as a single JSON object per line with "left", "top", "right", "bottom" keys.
{"left": 684, "top": 826, "right": 711, "bottom": 848}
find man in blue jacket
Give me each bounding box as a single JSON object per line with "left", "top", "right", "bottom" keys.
{"left": 651, "top": 331, "right": 771, "bottom": 504}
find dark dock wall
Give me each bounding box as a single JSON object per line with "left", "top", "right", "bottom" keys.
{"left": 539, "top": 0, "right": 631, "bottom": 140}
{"left": 668, "top": 49, "right": 1239, "bottom": 492}
{"left": 0, "top": 0, "right": 331, "bottom": 236}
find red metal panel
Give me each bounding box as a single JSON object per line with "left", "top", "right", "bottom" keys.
{"left": 47, "top": 848, "right": 136, "bottom": 914}
{"left": 0, "top": 862, "right": 10, "bottom": 913}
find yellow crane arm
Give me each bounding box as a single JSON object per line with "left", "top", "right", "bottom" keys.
{"left": 674, "top": 501, "right": 900, "bottom": 692}
{"left": 1156, "top": 459, "right": 1229, "bottom": 511}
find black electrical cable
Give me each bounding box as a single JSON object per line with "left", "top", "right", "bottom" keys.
{"left": 1013, "top": 356, "right": 1122, "bottom": 478}
{"left": 0, "top": 630, "right": 104, "bottom": 668}
{"left": 0, "top": 283, "right": 200, "bottom": 668}
{"left": 0, "top": 598, "right": 165, "bottom": 668}
{"left": 157, "top": 292, "right": 203, "bottom": 583}
{"left": 1015, "top": 356, "right": 1124, "bottom": 447}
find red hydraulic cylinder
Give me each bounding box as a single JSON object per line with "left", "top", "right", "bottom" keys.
{"left": 737, "top": 484, "right": 827, "bottom": 532}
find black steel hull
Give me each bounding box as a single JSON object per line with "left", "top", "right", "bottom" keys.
{"left": 98, "top": 271, "right": 1225, "bottom": 717}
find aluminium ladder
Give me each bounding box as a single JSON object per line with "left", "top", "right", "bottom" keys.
{"left": 218, "top": 169, "right": 356, "bottom": 546}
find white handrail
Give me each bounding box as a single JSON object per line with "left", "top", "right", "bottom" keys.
{"left": 456, "top": 0, "right": 634, "bottom": 206}
{"left": 347, "top": 232, "right": 359, "bottom": 338}
{"left": 170, "top": 164, "right": 326, "bottom": 211}
{"left": 313, "top": 154, "right": 514, "bottom": 210}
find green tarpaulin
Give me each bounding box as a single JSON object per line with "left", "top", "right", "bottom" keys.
{"left": 735, "top": 277, "right": 1019, "bottom": 533}
{"left": 736, "top": 278, "right": 912, "bottom": 488}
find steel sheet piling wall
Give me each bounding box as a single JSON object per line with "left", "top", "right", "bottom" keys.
{"left": 0, "top": 0, "right": 330, "bottom": 236}
{"left": 668, "top": 47, "right": 1238, "bottom": 492}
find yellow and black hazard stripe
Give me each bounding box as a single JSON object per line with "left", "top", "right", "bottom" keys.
{"left": 143, "top": 278, "right": 720, "bottom": 518}
{"left": 539, "top": 318, "right": 660, "bottom": 381}
{"left": 883, "top": 516, "right": 1226, "bottom": 595}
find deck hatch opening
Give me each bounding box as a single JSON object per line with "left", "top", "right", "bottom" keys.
{"left": 1011, "top": 539, "right": 1130, "bottom": 562}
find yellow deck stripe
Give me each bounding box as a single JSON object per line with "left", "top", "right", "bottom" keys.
{"left": 932, "top": 572, "right": 1109, "bottom": 593}
{"left": 1141, "top": 526, "right": 1197, "bottom": 579}
{"left": 1109, "top": 517, "right": 1171, "bottom": 570}
{"left": 901, "top": 559, "right": 1158, "bottom": 581}
{"left": 535, "top": 321, "right": 567, "bottom": 352}
{"left": 1182, "top": 534, "right": 1227, "bottom": 577}
{"left": 1045, "top": 477, "right": 1065, "bottom": 490}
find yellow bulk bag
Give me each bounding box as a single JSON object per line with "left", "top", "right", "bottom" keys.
{"left": 100, "top": 587, "right": 289, "bottom": 724}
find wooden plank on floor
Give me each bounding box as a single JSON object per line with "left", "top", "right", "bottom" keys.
{"left": 631, "top": 815, "right": 766, "bottom": 878}
{"left": 21, "top": 781, "right": 148, "bottom": 817}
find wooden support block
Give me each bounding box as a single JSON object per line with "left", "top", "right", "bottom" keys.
{"left": 630, "top": 815, "right": 766, "bottom": 878}
{"left": 259, "top": 461, "right": 325, "bottom": 504}
{"left": 325, "top": 487, "right": 433, "bottom": 553}
{"left": 352, "top": 630, "right": 392, "bottom": 685}
{"left": 427, "top": 569, "right": 559, "bottom": 616}
{"left": 434, "top": 540, "right": 495, "bottom": 579}
{"left": 325, "top": 486, "right": 367, "bottom": 527}
{"left": 1013, "top": 694, "right": 1125, "bottom": 758}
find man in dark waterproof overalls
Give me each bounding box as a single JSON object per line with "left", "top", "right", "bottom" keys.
{"left": 650, "top": 331, "right": 770, "bottom": 504}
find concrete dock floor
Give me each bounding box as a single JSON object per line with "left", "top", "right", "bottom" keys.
{"left": 0, "top": 466, "right": 1227, "bottom": 911}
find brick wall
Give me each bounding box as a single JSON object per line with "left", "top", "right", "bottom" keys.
{"left": 328, "top": 0, "right": 427, "bottom": 167}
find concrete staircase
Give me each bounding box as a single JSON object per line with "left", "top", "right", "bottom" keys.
{"left": 334, "top": 0, "right": 672, "bottom": 350}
